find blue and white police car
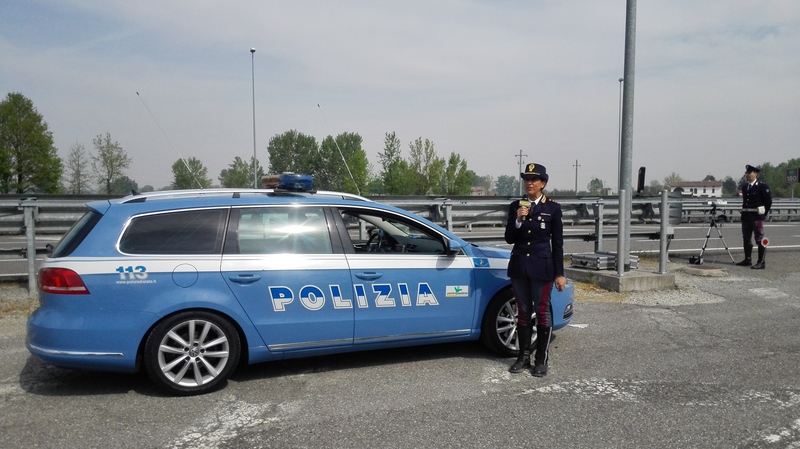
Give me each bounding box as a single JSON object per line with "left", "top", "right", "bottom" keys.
{"left": 27, "top": 177, "right": 573, "bottom": 395}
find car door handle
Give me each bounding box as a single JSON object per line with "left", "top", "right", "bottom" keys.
{"left": 354, "top": 271, "right": 383, "bottom": 281}
{"left": 228, "top": 274, "right": 262, "bottom": 285}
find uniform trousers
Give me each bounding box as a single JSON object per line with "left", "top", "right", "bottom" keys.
{"left": 511, "top": 278, "right": 553, "bottom": 328}
{"left": 741, "top": 218, "right": 764, "bottom": 247}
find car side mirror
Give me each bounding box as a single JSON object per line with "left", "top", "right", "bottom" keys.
{"left": 446, "top": 238, "right": 465, "bottom": 255}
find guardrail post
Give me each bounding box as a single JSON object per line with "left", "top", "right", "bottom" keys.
{"left": 617, "top": 190, "right": 627, "bottom": 276}
{"left": 444, "top": 200, "right": 453, "bottom": 233}
{"left": 659, "top": 189, "right": 669, "bottom": 274}
{"left": 593, "top": 199, "right": 604, "bottom": 252}
{"left": 21, "top": 199, "right": 38, "bottom": 296}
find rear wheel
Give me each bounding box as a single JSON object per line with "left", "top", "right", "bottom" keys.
{"left": 480, "top": 289, "right": 537, "bottom": 357}
{"left": 144, "top": 311, "right": 241, "bottom": 396}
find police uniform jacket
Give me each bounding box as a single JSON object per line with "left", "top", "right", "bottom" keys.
{"left": 504, "top": 195, "right": 565, "bottom": 281}
{"left": 741, "top": 181, "right": 772, "bottom": 221}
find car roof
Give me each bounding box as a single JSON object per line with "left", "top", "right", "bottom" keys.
{"left": 114, "top": 188, "right": 372, "bottom": 204}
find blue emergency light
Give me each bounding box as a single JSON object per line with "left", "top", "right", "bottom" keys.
{"left": 277, "top": 173, "right": 313, "bottom": 191}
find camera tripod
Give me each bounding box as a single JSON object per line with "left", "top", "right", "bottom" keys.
{"left": 689, "top": 204, "right": 735, "bottom": 265}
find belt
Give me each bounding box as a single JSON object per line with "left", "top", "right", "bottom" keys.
{"left": 741, "top": 208, "right": 760, "bottom": 213}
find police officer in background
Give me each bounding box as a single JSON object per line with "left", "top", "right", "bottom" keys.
{"left": 737, "top": 164, "right": 772, "bottom": 269}
{"left": 504, "top": 163, "right": 566, "bottom": 377}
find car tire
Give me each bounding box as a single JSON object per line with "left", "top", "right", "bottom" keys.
{"left": 144, "top": 311, "right": 241, "bottom": 396}
{"left": 480, "top": 289, "right": 537, "bottom": 357}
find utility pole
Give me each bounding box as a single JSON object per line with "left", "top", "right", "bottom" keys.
{"left": 250, "top": 48, "right": 258, "bottom": 188}
{"left": 516, "top": 150, "right": 528, "bottom": 196}
{"left": 573, "top": 159, "right": 580, "bottom": 194}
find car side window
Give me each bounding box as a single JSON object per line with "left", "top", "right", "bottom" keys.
{"left": 229, "top": 206, "right": 333, "bottom": 255}
{"left": 119, "top": 209, "right": 228, "bottom": 255}
{"left": 338, "top": 209, "right": 446, "bottom": 254}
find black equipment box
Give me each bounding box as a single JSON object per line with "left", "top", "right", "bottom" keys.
{"left": 570, "top": 251, "right": 639, "bottom": 271}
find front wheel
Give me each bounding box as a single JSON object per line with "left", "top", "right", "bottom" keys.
{"left": 144, "top": 311, "right": 241, "bottom": 396}
{"left": 480, "top": 289, "right": 537, "bottom": 357}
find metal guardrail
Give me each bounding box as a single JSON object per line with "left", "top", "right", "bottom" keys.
{"left": 2, "top": 194, "right": 798, "bottom": 285}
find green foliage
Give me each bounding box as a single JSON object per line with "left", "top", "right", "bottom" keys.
{"left": 648, "top": 179, "right": 664, "bottom": 195}
{"left": 407, "top": 137, "right": 444, "bottom": 195}
{"left": 91, "top": 133, "right": 131, "bottom": 194}
{"left": 722, "top": 176, "right": 738, "bottom": 197}
{"left": 495, "top": 175, "right": 519, "bottom": 196}
{"left": 0, "top": 92, "right": 63, "bottom": 193}
{"left": 439, "top": 153, "right": 473, "bottom": 195}
{"left": 219, "top": 156, "right": 264, "bottom": 188}
{"left": 110, "top": 176, "right": 139, "bottom": 195}
{"left": 315, "top": 132, "right": 370, "bottom": 194}
{"left": 265, "top": 130, "right": 369, "bottom": 194}
{"left": 171, "top": 157, "right": 212, "bottom": 189}
{"left": 586, "top": 178, "right": 604, "bottom": 195}
{"left": 377, "top": 132, "right": 412, "bottom": 195}
{"left": 267, "top": 130, "right": 318, "bottom": 175}
{"left": 755, "top": 158, "right": 800, "bottom": 198}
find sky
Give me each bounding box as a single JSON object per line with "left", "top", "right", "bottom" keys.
{"left": 1, "top": 0, "right": 798, "bottom": 192}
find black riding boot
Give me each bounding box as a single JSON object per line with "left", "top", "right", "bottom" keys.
{"left": 531, "top": 326, "right": 551, "bottom": 377}
{"left": 752, "top": 246, "right": 766, "bottom": 269}
{"left": 736, "top": 243, "right": 752, "bottom": 266}
{"left": 509, "top": 325, "right": 531, "bottom": 373}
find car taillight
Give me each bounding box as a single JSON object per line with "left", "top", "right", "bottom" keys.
{"left": 38, "top": 268, "right": 90, "bottom": 294}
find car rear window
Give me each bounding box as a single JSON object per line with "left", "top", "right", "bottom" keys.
{"left": 119, "top": 209, "right": 229, "bottom": 255}
{"left": 51, "top": 210, "right": 102, "bottom": 258}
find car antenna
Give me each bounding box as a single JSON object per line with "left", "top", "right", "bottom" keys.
{"left": 136, "top": 92, "right": 205, "bottom": 190}
{"left": 317, "top": 103, "right": 361, "bottom": 195}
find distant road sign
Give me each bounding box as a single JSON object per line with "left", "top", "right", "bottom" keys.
{"left": 787, "top": 167, "right": 799, "bottom": 184}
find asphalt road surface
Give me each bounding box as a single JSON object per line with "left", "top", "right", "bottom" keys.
{"left": 1, "top": 250, "right": 799, "bottom": 448}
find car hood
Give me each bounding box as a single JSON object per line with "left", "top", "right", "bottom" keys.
{"left": 468, "top": 244, "right": 511, "bottom": 260}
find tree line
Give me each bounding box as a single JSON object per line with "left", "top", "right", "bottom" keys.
{"left": 1, "top": 92, "right": 796, "bottom": 197}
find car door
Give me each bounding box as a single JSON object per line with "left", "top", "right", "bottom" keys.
{"left": 222, "top": 205, "right": 355, "bottom": 352}
{"left": 334, "top": 207, "right": 477, "bottom": 345}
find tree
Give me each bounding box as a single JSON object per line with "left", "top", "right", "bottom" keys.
{"left": 663, "top": 172, "right": 683, "bottom": 189}
{"left": 495, "top": 175, "right": 519, "bottom": 196}
{"left": 0, "top": 92, "right": 63, "bottom": 193}
{"left": 267, "top": 130, "right": 318, "bottom": 175}
{"left": 110, "top": 175, "right": 139, "bottom": 195}
{"left": 439, "top": 152, "right": 473, "bottom": 195}
{"left": 171, "top": 157, "right": 212, "bottom": 189}
{"left": 474, "top": 174, "right": 494, "bottom": 195}
{"left": 91, "top": 133, "right": 131, "bottom": 194}
{"left": 315, "top": 132, "right": 370, "bottom": 194}
{"left": 377, "top": 132, "right": 412, "bottom": 195}
{"left": 587, "top": 178, "right": 604, "bottom": 195}
{"left": 219, "top": 156, "right": 264, "bottom": 188}
{"left": 722, "top": 176, "right": 738, "bottom": 197}
{"left": 64, "top": 141, "right": 91, "bottom": 194}
{"left": 407, "top": 137, "right": 444, "bottom": 195}
{"left": 648, "top": 179, "right": 664, "bottom": 195}
{"left": 702, "top": 174, "right": 716, "bottom": 182}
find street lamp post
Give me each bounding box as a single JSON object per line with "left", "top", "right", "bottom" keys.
{"left": 251, "top": 48, "right": 257, "bottom": 188}
{"left": 617, "top": 77, "right": 624, "bottom": 192}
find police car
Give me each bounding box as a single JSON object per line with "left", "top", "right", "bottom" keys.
{"left": 27, "top": 175, "right": 573, "bottom": 395}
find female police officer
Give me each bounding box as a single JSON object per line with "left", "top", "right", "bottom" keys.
{"left": 504, "top": 163, "right": 567, "bottom": 377}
